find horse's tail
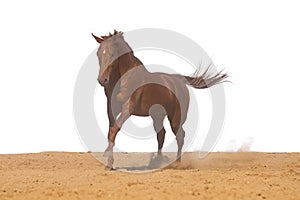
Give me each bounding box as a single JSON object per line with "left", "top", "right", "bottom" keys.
{"left": 184, "top": 65, "right": 229, "bottom": 89}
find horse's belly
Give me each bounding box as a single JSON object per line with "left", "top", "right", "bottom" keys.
{"left": 129, "top": 83, "right": 188, "bottom": 116}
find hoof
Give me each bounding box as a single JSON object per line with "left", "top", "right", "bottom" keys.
{"left": 175, "top": 156, "right": 182, "bottom": 162}
{"left": 105, "top": 166, "right": 115, "bottom": 171}
{"left": 156, "top": 154, "right": 170, "bottom": 162}
{"left": 156, "top": 154, "right": 163, "bottom": 161}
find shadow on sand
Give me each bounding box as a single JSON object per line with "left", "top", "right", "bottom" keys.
{"left": 115, "top": 153, "right": 174, "bottom": 172}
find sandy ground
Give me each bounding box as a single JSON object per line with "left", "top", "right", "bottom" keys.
{"left": 0, "top": 152, "right": 300, "bottom": 200}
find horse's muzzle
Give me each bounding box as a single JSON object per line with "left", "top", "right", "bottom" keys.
{"left": 98, "top": 77, "right": 109, "bottom": 86}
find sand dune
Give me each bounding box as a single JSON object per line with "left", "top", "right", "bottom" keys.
{"left": 0, "top": 152, "right": 299, "bottom": 199}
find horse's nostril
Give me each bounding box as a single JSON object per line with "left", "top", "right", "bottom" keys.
{"left": 98, "top": 77, "right": 109, "bottom": 86}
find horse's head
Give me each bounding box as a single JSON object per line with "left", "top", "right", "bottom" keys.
{"left": 92, "top": 30, "right": 125, "bottom": 86}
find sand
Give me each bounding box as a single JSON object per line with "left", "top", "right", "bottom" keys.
{"left": 0, "top": 152, "right": 300, "bottom": 200}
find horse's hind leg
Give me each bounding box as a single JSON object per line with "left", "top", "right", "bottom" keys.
{"left": 168, "top": 113, "right": 186, "bottom": 162}
{"left": 151, "top": 114, "right": 166, "bottom": 159}
{"left": 175, "top": 127, "right": 185, "bottom": 162}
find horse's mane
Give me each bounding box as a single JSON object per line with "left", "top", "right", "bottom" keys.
{"left": 99, "top": 29, "right": 123, "bottom": 41}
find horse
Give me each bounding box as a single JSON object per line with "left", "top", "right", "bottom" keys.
{"left": 92, "top": 30, "right": 228, "bottom": 169}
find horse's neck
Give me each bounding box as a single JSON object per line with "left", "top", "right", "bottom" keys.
{"left": 119, "top": 53, "right": 148, "bottom": 76}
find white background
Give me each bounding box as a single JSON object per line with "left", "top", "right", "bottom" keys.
{"left": 0, "top": 0, "right": 300, "bottom": 153}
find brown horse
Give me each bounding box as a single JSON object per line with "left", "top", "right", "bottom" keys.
{"left": 92, "top": 30, "right": 228, "bottom": 169}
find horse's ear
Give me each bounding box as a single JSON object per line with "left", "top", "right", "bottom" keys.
{"left": 91, "top": 33, "right": 103, "bottom": 43}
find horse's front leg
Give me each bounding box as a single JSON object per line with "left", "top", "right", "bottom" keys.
{"left": 103, "top": 125, "right": 119, "bottom": 169}
{"left": 106, "top": 93, "right": 121, "bottom": 126}
{"left": 104, "top": 101, "right": 130, "bottom": 169}
{"left": 103, "top": 95, "right": 119, "bottom": 169}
